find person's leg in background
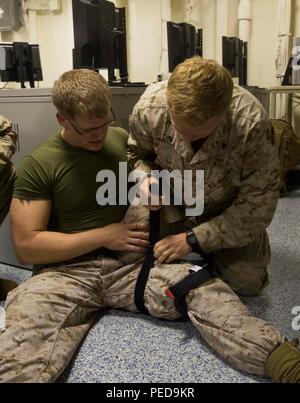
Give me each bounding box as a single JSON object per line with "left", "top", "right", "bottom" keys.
{"left": 0, "top": 162, "right": 15, "bottom": 227}
{"left": 212, "top": 230, "right": 270, "bottom": 297}
{"left": 0, "top": 163, "right": 18, "bottom": 303}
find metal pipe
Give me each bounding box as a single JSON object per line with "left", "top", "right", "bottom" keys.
{"left": 238, "top": 0, "right": 252, "bottom": 43}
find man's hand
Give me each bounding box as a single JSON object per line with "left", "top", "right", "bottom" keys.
{"left": 153, "top": 233, "right": 192, "bottom": 264}
{"left": 101, "top": 222, "right": 149, "bottom": 253}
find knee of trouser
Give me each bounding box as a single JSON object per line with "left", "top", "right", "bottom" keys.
{"left": 230, "top": 271, "right": 269, "bottom": 297}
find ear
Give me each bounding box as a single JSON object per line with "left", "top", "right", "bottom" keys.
{"left": 56, "top": 112, "right": 67, "bottom": 128}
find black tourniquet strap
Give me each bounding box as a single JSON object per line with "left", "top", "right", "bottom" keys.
{"left": 134, "top": 210, "right": 160, "bottom": 314}
{"left": 134, "top": 208, "right": 214, "bottom": 318}
{"left": 166, "top": 263, "right": 213, "bottom": 319}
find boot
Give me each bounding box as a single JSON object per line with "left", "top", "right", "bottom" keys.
{"left": 266, "top": 339, "right": 300, "bottom": 383}
{"left": 0, "top": 279, "right": 18, "bottom": 301}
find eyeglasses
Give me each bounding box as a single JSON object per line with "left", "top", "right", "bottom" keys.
{"left": 66, "top": 108, "right": 116, "bottom": 135}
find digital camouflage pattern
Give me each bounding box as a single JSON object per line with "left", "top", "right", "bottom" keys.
{"left": 0, "top": 92, "right": 288, "bottom": 382}
{"left": 0, "top": 252, "right": 284, "bottom": 382}
{"left": 0, "top": 116, "right": 18, "bottom": 305}
{"left": 0, "top": 115, "right": 17, "bottom": 226}
{"left": 128, "top": 82, "right": 281, "bottom": 256}
{"left": 0, "top": 204, "right": 284, "bottom": 383}
{"left": 271, "top": 118, "right": 300, "bottom": 196}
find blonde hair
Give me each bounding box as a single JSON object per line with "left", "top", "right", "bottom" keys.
{"left": 167, "top": 57, "right": 233, "bottom": 126}
{"left": 52, "top": 69, "right": 112, "bottom": 119}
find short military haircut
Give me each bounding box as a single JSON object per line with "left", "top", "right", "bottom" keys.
{"left": 167, "top": 57, "right": 234, "bottom": 126}
{"left": 52, "top": 69, "right": 112, "bottom": 119}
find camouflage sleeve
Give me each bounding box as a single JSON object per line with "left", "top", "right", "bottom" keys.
{"left": 127, "top": 110, "right": 159, "bottom": 175}
{"left": 193, "top": 119, "right": 281, "bottom": 252}
{"left": 0, "top": 115, "right": 18, "bottom": 225}
{"left": 0, "top": 115, "right": 18, "bottom": 173}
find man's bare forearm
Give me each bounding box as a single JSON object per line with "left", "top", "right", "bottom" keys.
{"left": 15, "top": 227, "right": 107, "bottom": 265}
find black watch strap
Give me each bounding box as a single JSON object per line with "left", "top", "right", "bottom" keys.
{"left": 186, "top": 229, "right": 207, "bottom": 259}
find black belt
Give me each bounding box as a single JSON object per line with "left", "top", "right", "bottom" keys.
{"left": 134, "top": 210, "right": 160, "bottom": 315}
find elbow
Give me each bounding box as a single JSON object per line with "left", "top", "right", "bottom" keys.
{"left": 18, "top": 255, "right": 33, "bottom": 266}
{"left": 14, "top": 246, "right": 33, "bottom": 266}
{"left": 12, "top": 240, "right": 35, "bottom": 265}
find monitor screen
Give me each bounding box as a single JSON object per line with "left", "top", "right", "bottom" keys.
{"left": 222, "top": 36, "right": 247, "bottom": 85}
{"left": 0, "top": 42, "right": 43, "bottom": 88}
{"left": 72, "top": 0, "right": 115, "bottom": 81}
{"left": 167, "top": 22, "right": 202, "bottom": 72}
{"left": 72, "top": 0, "right": 129, "bottom": 85}
{"left": 167, "top": 22, "right": 185, "bottom": 72}
{"left": 0, "top": 43, "right": 18, "bottom": 82}
{"left": 222, "top": 36, "right": 243, "bottom": 78}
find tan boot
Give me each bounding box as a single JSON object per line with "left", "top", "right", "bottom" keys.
{"left": 266, "top": 339, "right": 300, "bottom": 383}
{"left": 0, "top": 279, "right": 18, "bottom": 301}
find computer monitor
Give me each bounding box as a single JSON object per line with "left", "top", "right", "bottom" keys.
{"left": 72, "top": 0, "right": 128, "bottom": 85}
{"left": 0, "top": 44, "right": 17, "bottom": 82}
{"left": 222, "top": 36, "right": 247, "bottom": 86}
{"left": 167, "top": 21, "right": 203, "bottom": 72}
{"left": 0, "top": 42, "right": 43, "bottom": 88}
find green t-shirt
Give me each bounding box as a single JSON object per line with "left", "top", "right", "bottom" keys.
{"left": 13, "top": 127, "right": 130, "bottom": 233}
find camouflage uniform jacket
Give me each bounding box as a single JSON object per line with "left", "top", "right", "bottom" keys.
{"left": 0, "top": 115, "right": 17, "bottom": 226}
{"left": 128, "top": 82, "right": 281, "bottom": 253}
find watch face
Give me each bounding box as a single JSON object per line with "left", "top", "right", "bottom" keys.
{"left": 187, "top": 231, "right": 197, "bottom": 246}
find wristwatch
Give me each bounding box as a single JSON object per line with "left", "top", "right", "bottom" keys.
{"left": 186, "top": 229, "right": 206, "bottom": 258}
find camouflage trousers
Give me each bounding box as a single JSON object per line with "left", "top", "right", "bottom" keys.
{"left": 0, "top": 205, "right": 284, "bottom": 383}
{"left": 0, "top": 252, "right": 284, "bottom": 383}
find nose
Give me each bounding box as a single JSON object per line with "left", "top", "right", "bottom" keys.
{"left": 92, "top": 125, "right": 107, "bottom": 136}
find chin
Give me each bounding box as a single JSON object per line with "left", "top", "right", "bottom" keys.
{"left": 87, "top": 142, "right": 104, "bottom": 151}
{"left": 93, "top": 144, "right": 104, "bottom": 151}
